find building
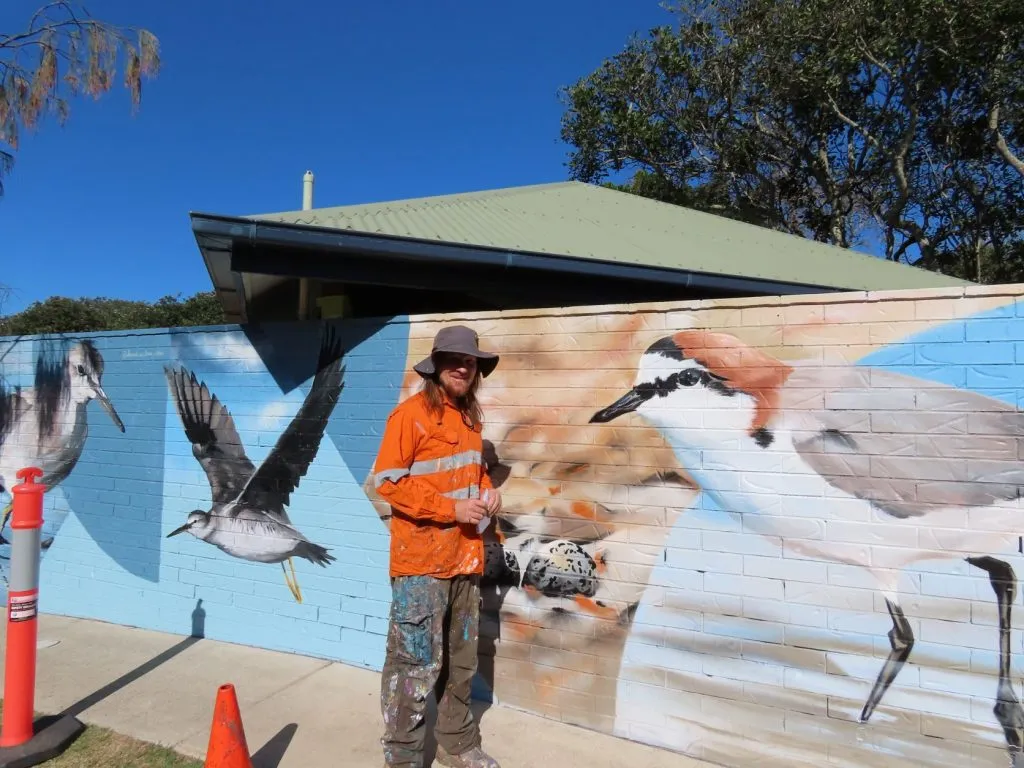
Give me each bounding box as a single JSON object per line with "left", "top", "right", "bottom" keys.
{"left": 189, "top": 176, "right": 968, "bottom": 324}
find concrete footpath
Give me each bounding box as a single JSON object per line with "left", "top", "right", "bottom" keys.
{"left": 1, "top": 615, "right": 712, "bottom": 768}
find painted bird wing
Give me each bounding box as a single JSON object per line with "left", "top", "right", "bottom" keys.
{"left": 164, "top": 366, "right": 256, "bottom": 505}
{"left": 784, "top": 365, "right": 1024, "bottom": 517}
{"left": 0, "top": 382, "right": 29, "bottom": 491}
{"left": 236, "top": 327, "right": 346, "bottom": 522}
{"left": 0, "top": 382, "right": 26, "bottom": 452}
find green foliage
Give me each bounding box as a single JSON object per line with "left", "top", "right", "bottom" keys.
{"left": 560, "top": 0, "right": 1024, "bottom": 282}
{"left": 0, "top": 292, "right": 225, "bottom": 336}
{"left": 916, "top": 241, "right": 1024, "bottom": 285}
{"left": 1, "top": 2, "right": 160, "bottom": 195}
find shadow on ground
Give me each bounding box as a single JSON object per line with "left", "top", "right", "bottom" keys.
{"left": 251, "top": 723, "right": 298, "bottom": 768}
{"left": 423, "top": 698, "right": 492, "bottom": 767}
{"left": 59, "top": 636, "right": 201, "bottom": 719}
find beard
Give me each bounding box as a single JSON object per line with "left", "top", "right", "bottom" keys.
{"left": 441, "top": 374, "right": 472, "bottom": 398}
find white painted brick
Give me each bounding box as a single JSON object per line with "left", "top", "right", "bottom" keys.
{"left": 825, "top": 649, "right": 921, "bottom": 687}
{"left": 700, "top": 695, "right": 786, "bottom": 731}
{"left": 920, "top": 618, "right": 998, "bottom": 651}
{"left": 665, "top": 588, "right": 744, "bottom": 618}
{"left": 784, "top": 581, "right": 875, "bottom": 611}
{"left": 881, "top": 682, "right": 974, "bottom": 720}
{"left": 674, "top": 511, "right": 740, "bottom": 532}
{"left": 666, "top": 548, "right": 744, "bottom": 575}
{"left": 825, "top": 563, "right": 879, "bottom": 590}
{"left": 827, "top": 610, "right": 912, "bottom": 637}
{"left": 920, "top": 572, "right": 992, "bottom": 601}
{"left": 880, "top": 593, "right": 972, "bottom": 623}
{"left": 650, "top": 567, "right": 704, "bottom": 591}
{"left": 778, "top": 494, "right": 871, "bottom": 521}
{"left": 701, "top": 655, "right": 785, "bottom": 686}
{"left": 783, "top": 539, "right": 870, "bottom": 566}
{"left": 703, "top": 615, "right": 785, "bottom": 645}
{"left": 740, "top": 598, "right": 788, "bottom": 624}
{"left": 913, "top": 640, "right": 972, "bottom": 672}
{"left": 744, "top": 554, "right": 827, "bottom": 583}
{"left": 826, "top": 520, "right": 919, "bottom": 547}
{"left": 702, "top": 531, "right": 782, "bottom": 556}
{"left": 742, "top": 637, "right": 827, "bottom": 672}
{"left": 919, "top": 667, "right": 996, "bottom": 698}
{"left": 704, "top": 573, "right": 784, "bottom": 600}
{"left": 739, "top": 473, "right": 826, "bottom": 497}
{"left": 784, "top": 604, "right": 830, "bottom": 629}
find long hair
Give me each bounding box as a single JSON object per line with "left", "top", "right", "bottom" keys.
{"left": 421, "top": 372, "right": 484, "bottom": 429}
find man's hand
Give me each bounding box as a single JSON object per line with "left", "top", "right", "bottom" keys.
{"left": 484, "top": 489, "right": 502, "bottom": 514}
{"left": 454, "top": 499, "right": 488, "bottom": 525}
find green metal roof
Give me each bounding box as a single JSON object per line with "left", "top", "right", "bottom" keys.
{"left": 249, "top": 180, "right": 969, "bottom": 292}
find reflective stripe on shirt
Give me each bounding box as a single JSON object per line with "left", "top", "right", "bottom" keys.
{"left": 375, "top": 449, "right": 481, "bottom": 489}
{"left": 442, "top": 483, "right": 480, "bottom": 500}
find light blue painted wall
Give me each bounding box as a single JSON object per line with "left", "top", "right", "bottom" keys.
{"left": 0, "top": 318, "right": 409, "bottom": 670}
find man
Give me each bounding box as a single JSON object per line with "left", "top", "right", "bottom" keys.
{"left": 373, "top": 325, "right": 503, "bottom": 768}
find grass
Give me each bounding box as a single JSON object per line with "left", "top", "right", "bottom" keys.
{"left": 0, "top": 701, "right": 203, "bottom": 767}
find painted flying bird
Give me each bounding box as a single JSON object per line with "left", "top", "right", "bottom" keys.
{"left": 590, "top": 329, "right": 1024, "bottom": 761}
{"left": 163, "top": 328, "right": 345, "bottom": 602}
{"left": 0, "top": 341, "right": 125, "bottom": 546}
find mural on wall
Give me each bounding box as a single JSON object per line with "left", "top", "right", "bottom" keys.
{"left": 7, "top": 288, "right": 1024, "bottom": 767}
{"left": 163, "top": 327, "right": 346, "bottom": 603}
{"left": 361, "top": 312, "right": 694, "bottom": 727}
{"left": 0, "top": 340, "right": 125, "bottom": 551}
{"left": 363, "top": 297, "right": 1024, "bottom": 768}
{"left": 589, "top": 329, "right": 1024, "bottom": 759}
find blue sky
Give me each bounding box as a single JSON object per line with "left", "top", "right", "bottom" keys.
{"left": 0, "top": 0, "right": 670, "bottom": 314}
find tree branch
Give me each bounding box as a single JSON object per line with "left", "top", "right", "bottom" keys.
{"left": 825, "top": 94, "right": 880, "bottom": 148}
{"left": 0, "top": 1, "right": 160, "bottom": 165}
{"left": 989, "top": 103, "right": 1024, "bottom": 179}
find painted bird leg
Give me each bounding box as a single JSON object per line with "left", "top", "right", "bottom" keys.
{"left": 968, "top": 556, "right": 1024, "bottom": 761}
{"left": 859, "top": 598, "right": 915, "bottom": 723}
{"left": 0, "top": 501, "right": 51, "bottom": 549}
{"left": 281, "top": 558, "right": 304, "bottom": 603}
{"left": 0, "top": 501, "right": 11, "bottom": 545}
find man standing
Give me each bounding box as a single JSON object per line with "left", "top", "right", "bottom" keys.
{"left": 373, "top": 325, "right": 503, "bottom": 768}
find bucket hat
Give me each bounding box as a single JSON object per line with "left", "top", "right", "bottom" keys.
{"left": 413, "top": 325, "right": 499, "bottom": 378}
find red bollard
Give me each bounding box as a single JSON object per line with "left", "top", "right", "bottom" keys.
{"left": 1, "top": 467, "right": 45, "bottom": 748}
{"left": 0, "top": 466, "right": 83, "bottom": 765}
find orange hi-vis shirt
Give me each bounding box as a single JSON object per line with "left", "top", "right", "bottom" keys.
{"left": 372, "top": 390, "right": 493, "bottom": 579}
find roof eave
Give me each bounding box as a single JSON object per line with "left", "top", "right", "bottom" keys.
{"left": 189, "top": 211, "right": 846, "bottom": 316}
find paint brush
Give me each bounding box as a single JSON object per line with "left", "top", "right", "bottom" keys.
{"left": 477, "top": 488, "right": 493, "bottom": 534}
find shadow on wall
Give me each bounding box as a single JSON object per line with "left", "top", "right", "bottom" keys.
{"left": 157, "top": 316, "right": 407, "bottom": 655}
{"left": 247, "top": 316, "right": 413, "bottom": 487}
{"left": 171, "top": 316, "right": 409, "bottom": 487}
{"left": 0, "top": 333, "right": 165, "bottom": 584}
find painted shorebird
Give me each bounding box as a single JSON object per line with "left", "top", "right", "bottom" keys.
{"left": 0, "top": 340, "right": 125, "bottom": 546}
{"left": 590, "top": 330, "right": 1024, "bottom": 761}
{"left": 163, "top": 328, "right": 345, "bottom": 603}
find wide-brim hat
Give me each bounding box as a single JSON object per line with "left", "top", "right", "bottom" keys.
{"left": 413, "top": 325, "right": 499, "bottom": 379}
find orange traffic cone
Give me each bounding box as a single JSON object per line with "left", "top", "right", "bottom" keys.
{"left": 204, "top": 683, "right": 253, "bottom": 768}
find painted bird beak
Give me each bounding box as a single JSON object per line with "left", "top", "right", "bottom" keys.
{"left": 96, "top": 387, "right": 126, "bottom": 433}
{"left": 589, "top": 388, "right": 648, "bottom": 424}
{"left": 166, "top": 522, "right": 192, "bottom": 538}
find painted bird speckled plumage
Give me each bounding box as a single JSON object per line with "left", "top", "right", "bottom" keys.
{"left": 483, "top": 524, "right": 600, "bottom": 600}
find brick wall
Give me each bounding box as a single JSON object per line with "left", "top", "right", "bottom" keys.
{"left": 2, "top": 284, "right": 1024, "bottom": 766}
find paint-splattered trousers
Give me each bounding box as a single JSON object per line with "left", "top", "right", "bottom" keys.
{"left": 381, "top": 574, "right": 481, "bottom": 767}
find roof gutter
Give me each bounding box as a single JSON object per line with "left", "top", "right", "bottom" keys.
{"left": 189, "top": 212, "right": 841, "bottom": 298}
